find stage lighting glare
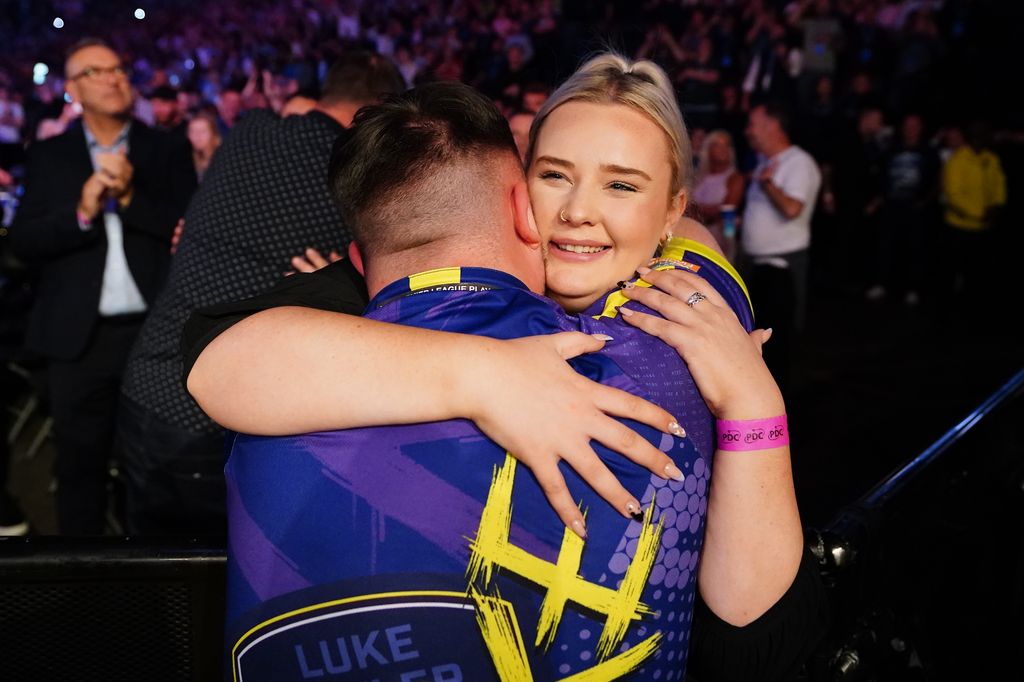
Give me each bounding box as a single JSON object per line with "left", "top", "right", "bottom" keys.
{"left": 53, "top": 17, "right": 64, "bottom": 29}
{"left": 134, "top": 8, "right": 146, "bottom": 20}
{"left": 33, "top": 63, "right": 49, "bottom": 85}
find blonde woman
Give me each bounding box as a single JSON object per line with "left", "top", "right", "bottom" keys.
{"left": 692, "top": 129, "right": 745, "bottom": 258}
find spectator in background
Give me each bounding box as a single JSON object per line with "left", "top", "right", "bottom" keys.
{"left": 149, "top": 85, "right": 185, "bottom": 137}
{"left": 941, "top": 119, "right": 1007, "bottom": 301}
{"left": 8, "top": 38, "right": 196, "bottom": 534}
{"left": 36, "top": 100, "right": 80, "bottom": 141}
{"left": 0, "top": 84, "right": 24, "bottom": 146}
{"left": 394, "top": 44, "right": 420, "bottom": 87}
{"left": 692, "top": 130, "right": 745, "bottom": 258}
{"left": 831, "top": 105, "right": 887, "bottom": 295}
{"left": 214, "top": 87, "right": 242, "bottom": 135}
{"left": 186, "top": 111, "right": 221, "bottom": 182}
{"left": 740, "top": 101, "right": 821, "bottom": 393}
{"left": 866, "top": 113, "right": 938, "bottom": 306}
{"left": 279, "top": 94, "right": 317, "bottom": 117}
{"left": 506, "top": 108, "right": 535, "bottom": 162}
{"left": 791, "top": 0, "right": 844, "bottom": 106}
{"left": 115, "top": 51, "right": 405, "bottom": 535}
{"left": 677, "top": 37, "right": 722, "bottom": 131}
{"left": 521, "top": 81, "right": 550, "bottom": 113}
{"left": 718, "top": 82, "right": 752, "bottom": 169}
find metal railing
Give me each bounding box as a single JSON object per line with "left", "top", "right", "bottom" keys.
{"left": 805, "top": 367, "right": 1024, "bottom": 681}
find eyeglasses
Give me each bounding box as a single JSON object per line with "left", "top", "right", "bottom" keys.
{"left": 69, "top": 65, "right": 130, "bottom": 81}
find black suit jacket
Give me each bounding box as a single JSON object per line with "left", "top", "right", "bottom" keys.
{"left": 9, "top": 120, "right": 197, "bottom": 360}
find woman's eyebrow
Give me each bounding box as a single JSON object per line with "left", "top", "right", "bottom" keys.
{"left": 601, "top": 164, "right": 652, "bottom": 181}
{"left": 534, "top": 155, "right": 573, "bottom": 169}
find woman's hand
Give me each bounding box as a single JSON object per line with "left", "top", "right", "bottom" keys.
{"left": 285, "top": 246, "right": 343, "bottom": 276}
{"left": 617, "top": 267, "right": 784, "bottom": 420}
{"left": 620, "top": 268, "right": 803, "bottom": 625}
{"left": 457, "top": 331, "right": 687, "bottom": 538}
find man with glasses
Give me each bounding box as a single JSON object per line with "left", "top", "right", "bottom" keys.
{"left": 9, "top": 38, "right": 196, "bottom": 534}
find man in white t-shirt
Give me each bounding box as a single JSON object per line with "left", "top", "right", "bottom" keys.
{"left": 740, "top": 101, "right": 821, "bottom": 392}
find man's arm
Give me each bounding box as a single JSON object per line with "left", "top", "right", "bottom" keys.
{"left": 759, "top": 173, "right": 806, "bottom": 220}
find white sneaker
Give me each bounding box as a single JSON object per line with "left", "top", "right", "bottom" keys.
{"left": 0, "top": 520, "right": 29, "bottom": 536}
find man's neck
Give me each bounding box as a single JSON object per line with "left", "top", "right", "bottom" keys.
{"left": 764, "top": 140, "right": 792, "bottom": 159}
{"left": 314, "top": 100, "right": 364, "bottom": 128}
{"left": 83, "top": 111, "right": 129, "bottom": 146}
{"left": 364, "top": 239, "right": 538, "bottom": 300}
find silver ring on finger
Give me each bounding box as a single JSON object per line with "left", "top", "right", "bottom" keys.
{"left": 685, "top": 291, "right": 708, "bottom": 307}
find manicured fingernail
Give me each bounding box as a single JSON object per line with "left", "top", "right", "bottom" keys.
{"left": 621, "top": 280, "right": 636, "bottom": 290}
{"left": 625, "top": 500, "right": 641, "bottom": 516}
{"left": 591, "top": 333, "right": 614, "bottom": 342}
{"left": 668, "top": 421, "right": 686, "bottom": 438}
{"left": 764, "top": 328, "right": 773, "bottom": 341}
{"left": 616, "top": 280, "right": 627, "bottom": 289}
{"left": 665, "top": 463, "right": 685, "bottom": 482}
{"left": 618, "top": 306, "right": 634, "bottom": 317}
{"left": 637, "top": 266, "right": 652, "bottom": 275}
{"left": 571, "top": 519, "right": 587, "bottom": 540}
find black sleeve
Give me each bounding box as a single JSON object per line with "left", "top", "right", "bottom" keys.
{"left": 180, "top": 259, "right": 369, "bottom": 387}
{"left": 687, "top": 548, "right": 830, "bottom": 682}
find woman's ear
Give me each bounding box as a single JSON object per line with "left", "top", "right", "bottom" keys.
{"left": 663, "top": 189, "right": 687, "bottom": 241}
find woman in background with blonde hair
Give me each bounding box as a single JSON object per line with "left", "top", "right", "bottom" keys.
{"left": 186, "top": 111, "right": 221, "bottom": 182}
{"left": 692, "top": 129, "right": 745, "bottom": 260}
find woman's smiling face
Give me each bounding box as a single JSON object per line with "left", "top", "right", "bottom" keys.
{"left": 528, "top": 100, "right": 683, "bottom": 312}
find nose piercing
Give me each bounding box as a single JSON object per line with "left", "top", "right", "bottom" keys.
{"left": 559, "top": 209, "right": 569, "bottom": 222}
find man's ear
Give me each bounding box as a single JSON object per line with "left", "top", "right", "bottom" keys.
{"left": 512, "top": 180, "right": 541, "bottom": 249}
{"left": 346, "top": 240, "right": 365, "bottom": 275}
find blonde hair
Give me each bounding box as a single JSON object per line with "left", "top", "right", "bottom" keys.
{"left": 526, "top": 52, "right": 692, "bottom": 197}
{"left": 696, "top": 129, "right": 736, "bottom": 183}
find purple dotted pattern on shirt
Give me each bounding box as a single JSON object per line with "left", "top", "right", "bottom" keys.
{"left": 557, "top": 446, "right": 710, "bottom": 679}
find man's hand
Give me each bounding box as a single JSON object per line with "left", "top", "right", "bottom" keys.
{"left": 77, "top": 171, "right": 114, "bottom": 220}
{"left": 95, "top": 151, "right": 134, "bottom": 208}
{"left": 757, "top": 161, "right": 777, "bottom": 186}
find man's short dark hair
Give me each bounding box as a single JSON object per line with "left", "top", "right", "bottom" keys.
{"left": 321, "top": 51, "right": 406, "bottom": 106}
{"left": 329, "top": 81, "right": 519, "bottom": 256}
{"left": 758, "top": 99, "right": 794, "bottom": 139}
{"left": 150, "top": 85, "right": 178, "bottom": 102}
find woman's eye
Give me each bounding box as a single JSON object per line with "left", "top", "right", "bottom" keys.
{"left": 609, "top": 181, "right": 638, "bottom": 192}
{"left": 539, "top": 170, "right": 566, "bottom": 181}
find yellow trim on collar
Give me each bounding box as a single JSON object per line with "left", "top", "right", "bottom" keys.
{"left": 408, "top": 267, "right": 463, "bottom": 290}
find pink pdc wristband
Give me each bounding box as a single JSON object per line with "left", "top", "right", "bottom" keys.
{"left": 717, "top": 415, "right": 789, "bottom": 451}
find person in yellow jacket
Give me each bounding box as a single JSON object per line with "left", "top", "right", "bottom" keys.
{"left": 941, "top": 121, "right": 1007, "bottom": 297}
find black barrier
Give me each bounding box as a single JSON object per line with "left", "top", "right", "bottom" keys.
{"left": 0, "top": 536, "right": 226, "bottom": 681}
{"left": 804, "top": 367, "right": 1024, "bottom": 681}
